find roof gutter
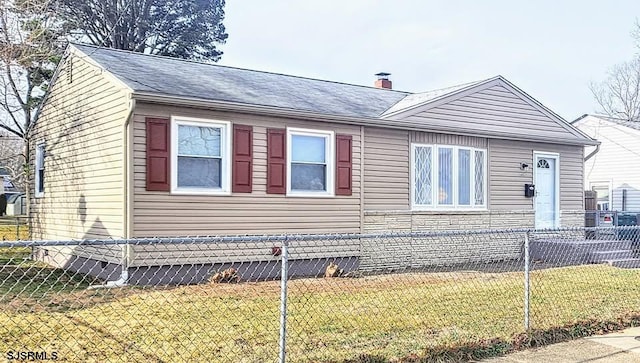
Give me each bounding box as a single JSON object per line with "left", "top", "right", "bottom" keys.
{"left": 570, "top": 114, "right": 602, "bottom": 161}
{"left": 131, "top": 92, "right": 600, "bottom": 146}
{"left": 584, "top": 143, "right": 600, "bottom": 162}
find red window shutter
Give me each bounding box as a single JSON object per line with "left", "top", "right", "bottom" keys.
{"left": 146, "top": 117, "right": 170, "bottom": 191}
{"left": 335, "top": 134, "right": 353, "bottom": 196}
{"left": 267, "top": 128, "right": 286, "bottom": 194}
{"left": 232, "top": 124, "right": 253, "bottom": 193}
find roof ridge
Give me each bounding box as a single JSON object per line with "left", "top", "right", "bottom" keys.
{"left": 70, "top": 42, "right": 411, "bottom": 95}
{"left": 415, "top": 76, "right": 496, "bottom": 95}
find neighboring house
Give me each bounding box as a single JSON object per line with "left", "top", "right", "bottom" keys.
{"left": 1, "top": 168, "right": 12, "bottom": 193}
{"left": 6, "top": 193, "right": 26, "bottom": 216}
{"left": 0, "top": 167, "right": 21, "bottom": 194}
{"left": 0, "top": 171, "right": 26, "bottom": 216}
{"left": 0, "top": 167, "right": 20, "bottom": 215}
{"left": 573, "top": 114, "right": 640, "bottom": 211}
{"left": 1, "top": 169, "right": 8, "bottom": 216}
{"left": 0, "top": 159, "right": 27, "bottom": 218}
{"left": 30, "top": 44, "right": 596, "bottom": 284}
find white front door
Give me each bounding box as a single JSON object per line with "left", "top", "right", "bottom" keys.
{"left": 534, "top": 153, "right": 559, "bottom": 229}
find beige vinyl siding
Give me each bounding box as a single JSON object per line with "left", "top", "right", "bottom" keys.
{"left": 363, "top": 127, "right": 409, "bottom": 211}
{"left": 131, "top": 102, "right": 362, "bottom": 239}
{"left": 489, "top": 139, "right": 584, "bottom": 211}
{"left": 389, "top": 84, "right": 584, "bottom": 143}
{"left": 364, "top": 129, "right": 487, "bottom": 211}
{"left": 39, "top": 245, "right": 124, "bottom": 265}
{"left": 364, "top": 128, "right": 584, "bottom": 214}
{"left": 410, "top": 131, "right": 487, "bottom": 148}
{"left": 30, "top": 54, "right": 130, "bottom": 241}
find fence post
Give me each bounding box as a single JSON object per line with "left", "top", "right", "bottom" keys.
{"left": 523, "top": 231, "right": 531, "bottom": 331}
{"left": 16, "top": 217, "right": 20, "bottom": 240}
{"left": 278, "top": 238, "right": 289, "bottom": 363}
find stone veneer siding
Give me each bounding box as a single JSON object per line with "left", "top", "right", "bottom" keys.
{"left": 560, "top": 210, "right": 586, "bottom": 228}
{"left": 360, "top": 210, "right": 584, "bottom": 272}
{"left": 363, "top": 210, "right": 537, "bottom": 232}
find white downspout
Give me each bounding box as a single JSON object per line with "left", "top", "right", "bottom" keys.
{"left": 584, "top": 144, "right": 600, "bottom": 162}
{"left": 89, "top": 98, "right": 136, "bottom": 289}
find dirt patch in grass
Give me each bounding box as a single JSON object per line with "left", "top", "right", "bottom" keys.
{"left": 179, "top": 270, "right": 511, "bottom": 299}
{"left": 0, "top": 248, "right": 146, "bottom": 313}
{"left": 291, "top": 269, "right": 516, "bottom": 289}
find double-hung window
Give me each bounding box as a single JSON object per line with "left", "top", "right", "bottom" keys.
{"left": 412, "top": 144, "right": 486, "bottom": 209}
{"left": 287, "top": 128, "right": 334, "bottom": 196}
{"left": 35, "top": 143, "right": 45, "bottom": 198}
{"left": 171, "top": 118, "right": 231, "bottom": 194}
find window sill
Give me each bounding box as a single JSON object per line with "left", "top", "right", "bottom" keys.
{"left": 411, "top": 208, "right": 489, "bottom": 214}
{"left": 286, "top": 191, "right": 335, "bottom": 198}
{"left": 410, "top": 204, "right": 490, "bottom": 213}
{"left": 366, "top": 209, "right": 490, "bottom": 216}
{"left": 35, "top": 193, "right": 44, "bottom": 199}
{"left": 171, "top": 188, "right": 231, "bottom": 196}
{"left": 365, "top": 209, "right": 538, "bottom": 216}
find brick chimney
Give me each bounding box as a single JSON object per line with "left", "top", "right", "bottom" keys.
{"left": 374, "top": 72, "right": 392, "bottom": 89}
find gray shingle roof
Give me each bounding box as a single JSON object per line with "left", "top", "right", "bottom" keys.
{"left": 73, "top": 44, "right": 409, "bottom": 119}
{"left": 593, "top": 115, "right": 640, "bottom": 131}
{"left": 67, "top": 44, "right": 596, "bottom": 145}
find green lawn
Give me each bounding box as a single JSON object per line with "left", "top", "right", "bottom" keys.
{"left": 1, "top": 258, "right": 640, "bottom": 362}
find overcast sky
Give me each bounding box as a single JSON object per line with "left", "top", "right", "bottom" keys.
{"left": 219, "top": 1, "right": 640, "bottom": 121}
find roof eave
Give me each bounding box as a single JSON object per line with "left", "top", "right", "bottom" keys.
{"left": 32, "top": 46, "right": 74, "bottom": 130}
{"left": 131, "top": 91, "right": 600, "bottom": 146}
{"left": 34, "top": 44, "right": 135, "bottom": 129}
{"left": 132, "top": 90, "right": 393, "bottom": 127}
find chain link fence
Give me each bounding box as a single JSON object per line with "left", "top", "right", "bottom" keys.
{"left": 2, "top": 226, "right": 640, "bottom": 362}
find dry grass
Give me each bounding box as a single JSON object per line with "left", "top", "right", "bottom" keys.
{"left": 1, "top": 264, "right": 640, "bottom": 362}
{"left": 0, "top": 224, "right": 29, "bottom": 240}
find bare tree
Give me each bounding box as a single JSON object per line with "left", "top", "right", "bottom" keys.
{"left": 0, "top": 0, "right": 65, "bottom": 214}
{"left": 591, "top": 21, "right": 640, "bottom": 122}
{"left": 633, "top": 19, "right": 640, "bottom": 51}
{"left": 0, "top": 0, "right": 228, "bottom": 224}
{"left": 56, "top": 0, "right": 228, "bottom": 62}
{"left": 0, "top": 0, "right": 63, "bottom": 137}
{"left": 590, "top": 57, "right": 640, "bottom": 122}
{"left": 0, "top": 132, "right": 25, "bottom": 190}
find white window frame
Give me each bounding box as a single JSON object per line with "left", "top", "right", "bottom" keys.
{"left": 410, "top": 143, "right": 487, "bottom": 210}
{"left": 34, "top": 142, "right": 45, "bottom": 198}
{"left": 170, "top": 116, "right": 231, "bottom": 195}
{"left": 410, "top": 144, "right": 434, "bottom": 207}
{"left": 473, "top": 148, "right": 488, "bottom": 207}
{"left": 436, "top": 145, "right": 456, "bottom": 207}
{"left": 589, "top": 180, "right": 612, "bottom": 211}
{"left": 286, "top": 127, "right": 335, "bottom": 197}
